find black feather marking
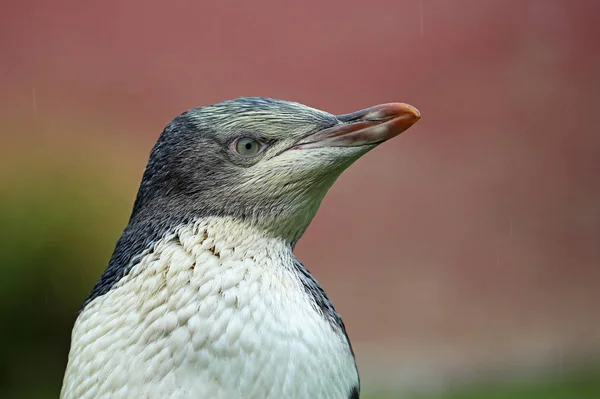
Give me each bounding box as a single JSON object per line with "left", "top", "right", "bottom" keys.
{"left": 292, "top": 259, "right": 357, "bottom": 359}
{"left": 83, "top": 216, "right": 185, "bottom": 308}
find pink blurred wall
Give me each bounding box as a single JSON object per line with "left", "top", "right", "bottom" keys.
{"left": 2, "top": 0, "right": 599, "bottom": 385}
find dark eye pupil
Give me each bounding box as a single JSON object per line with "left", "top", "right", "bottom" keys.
{"left": 235, "top": 137, "right": 261, "bottom": 157}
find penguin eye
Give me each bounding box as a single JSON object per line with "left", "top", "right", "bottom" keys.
{"left": 234, "top": 137, "right": 263, "bottom": 157}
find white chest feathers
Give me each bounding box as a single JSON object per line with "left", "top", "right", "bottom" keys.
{"left": 61, "top": 218, "right": 359, "bottom": 399}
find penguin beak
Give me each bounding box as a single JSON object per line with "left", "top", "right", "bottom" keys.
{"left": 294, "top": 103, "right": 421, "bottom": 149}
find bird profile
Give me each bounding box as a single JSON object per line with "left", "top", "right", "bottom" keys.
{"left": 60, "top": 97, "right": 421, "bottom": 399}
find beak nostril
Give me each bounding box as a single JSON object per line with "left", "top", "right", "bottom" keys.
{"left": 362, "top": 111, "right": 394, "bottom": 122}
{"left": 336, "top": 110, "right": 369, "bottom": 123}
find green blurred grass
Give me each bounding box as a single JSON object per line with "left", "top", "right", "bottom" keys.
{"left": 0, "top": 150, "right": 136, "bottom": 398}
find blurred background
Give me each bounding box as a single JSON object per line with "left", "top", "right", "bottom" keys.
{"left": 1, "top": 0, "right": 599, "bottom": 398}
